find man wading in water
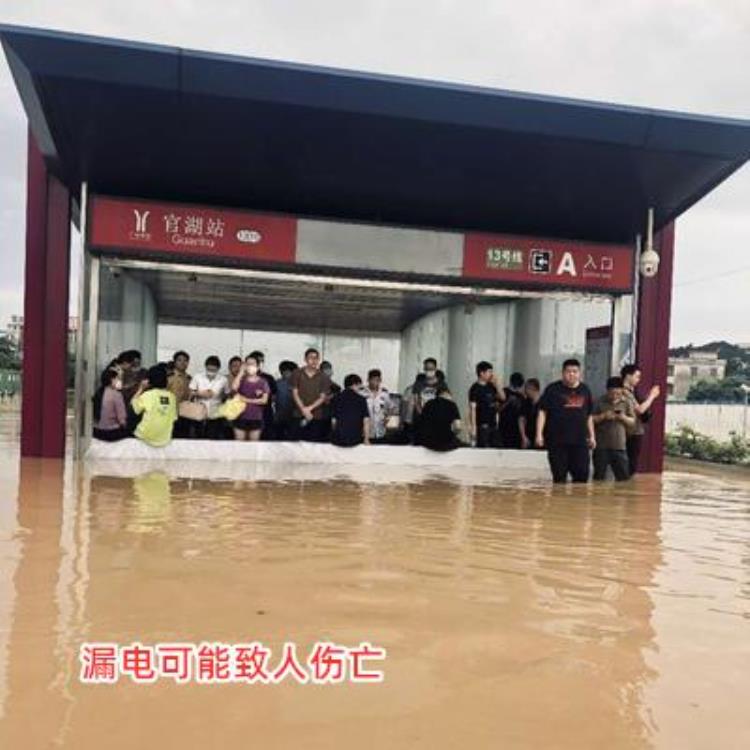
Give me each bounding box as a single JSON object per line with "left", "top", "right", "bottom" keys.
{"left": 535, "top": 359, "right": 595, "bottom": 483}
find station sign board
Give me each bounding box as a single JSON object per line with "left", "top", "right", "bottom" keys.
{"left": 89, "top": 195, "right": 635, "bottom": 294}
{"left": 463, "top": 232, "right": 634, "bottom": 292}
{"left": 89, "top": 196, "right": 297, "bottom": 265}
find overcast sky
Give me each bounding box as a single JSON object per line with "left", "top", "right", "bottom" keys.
{"left": 1, "top": 0, "right": 748, "bottom": 346}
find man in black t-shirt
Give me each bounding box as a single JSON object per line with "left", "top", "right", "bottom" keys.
{"left": 331, "top": 374, "right": 371, "bottom": 447}
{"left": 419, "top": 384, "right": 464, "bottom": 451}
{"left": 535, "top": 359, "right": 595, "bottom": 483}
{"left": 499, "top": 372, "right": 526, "bottom": 448}
{"left": 520, "top": 378, "right": 542, "bottom": 449}
{"left": 468, "top": 361, "right": 502, "bottom": 448}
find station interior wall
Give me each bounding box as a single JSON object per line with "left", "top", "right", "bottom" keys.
{"left": 97, "top": 268, "right": 158, "bottom": 372}
{"left": 399, "top": 298, "right": 612, "bottom": 409}
{"left": 95, "top": 267, "right": 615, "bottom": 409}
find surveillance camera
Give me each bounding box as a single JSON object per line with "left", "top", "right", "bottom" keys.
{"left": 639, "top": 248, "right": 660, "bottom": 278}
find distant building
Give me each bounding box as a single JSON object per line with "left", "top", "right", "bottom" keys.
{"left": 667, "top": 350, "right": 726, "bottom": 400}
{"left": 67, "top": 316, "right": 78, "bottom": 356}
{"left": 6, "top": 314, "right": 23, "bottom": 345}
{"left": 4, "top": 314, "right": 78, "bottom": 355}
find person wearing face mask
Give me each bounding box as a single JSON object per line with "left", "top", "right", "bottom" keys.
{"left": 93, "top": 368, "right": 130, "bottom": 441}
{"left": 231, "top": 354, "right": 271, "bottom": 441}
{"left": 410, "top": 358, "right": 449, "bottom": 444}
{"left": 189, "top": 355, "right": 228, "bottom": 439}
{"left": 413, "top": 359, "right": 448, "bottom": 414}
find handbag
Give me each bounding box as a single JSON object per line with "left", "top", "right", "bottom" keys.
{"left": 178, "top": 399, "right": 208, "bottom": 422}
{"left": 217, "top": 395, "right": 246, "bottom": 421}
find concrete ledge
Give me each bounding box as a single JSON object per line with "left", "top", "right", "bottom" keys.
{"left": 85, "top": 439, "right": 550, "bottom": 484}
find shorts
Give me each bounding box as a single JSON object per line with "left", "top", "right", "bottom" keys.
{"left": 234, "top": 418, "right": 263, "bottom": 431}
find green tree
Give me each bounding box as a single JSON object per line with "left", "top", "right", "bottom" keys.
{"left": 0, "top": 336, "right": 21, "bottom": 370}
{"left": 669, "top": 340, "right": 750, "bottom": 378}
{"left": 686, "top": 377, "right": 748, "bottom": 403}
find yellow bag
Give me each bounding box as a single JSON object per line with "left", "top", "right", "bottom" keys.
{"left": 218, "top": 395, "right": 245, "bottom": 421}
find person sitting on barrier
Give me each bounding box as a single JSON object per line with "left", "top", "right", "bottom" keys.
{"left": 331, "top": 374, "right": 371, "bottom": 447}
{"left": 113, "top": 350, "right": 146, "bottom": 434}
{"left": 232, "top": 355, "right": 271, "bottom": 442}
{"left": 290, "top": 348, "right": 331, "bottom": 442}
{"left": 468, "top": 361, "right": 501, "bottom": 448}
{"left": 117, "top": 349, "right": 146, "bottom": 404}
{"left": 520, "top": 378, "right": 542, "bottom": 449}
{"left": 592, "top": 376, "right": 636, "bottom": 481}
{"left": 189, "top": 355, "right": 228, "bottom": 440}
{"left": 418, "top": 383, "right": 465, "bottom": 451}
{"left": 93, "top": 367, "right": 130, "bottom": 442}
{"left": 131, "top": 364, "right": 178, "bottom": 448}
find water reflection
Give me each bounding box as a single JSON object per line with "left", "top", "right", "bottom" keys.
{"left": 0, "top": 454, "right": 748, "bottom": 748}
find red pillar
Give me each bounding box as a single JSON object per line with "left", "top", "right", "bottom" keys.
{"left": 635, "top": 221, "right": 676, "bottom": 473}
{"left": 20, "top": 129, "right": 71, "bottom": 458}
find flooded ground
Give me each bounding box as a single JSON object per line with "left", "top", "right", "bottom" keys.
{"left": 0, "top": 404, "right": 748, "bottom": 749}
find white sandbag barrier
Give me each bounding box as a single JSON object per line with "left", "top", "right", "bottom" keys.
{"left": 85, "top": 439, "right": 550, "bottom": 485}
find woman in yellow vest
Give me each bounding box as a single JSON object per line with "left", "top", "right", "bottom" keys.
{"left": 131, "top": 365, "right": 178, "bottom": 447}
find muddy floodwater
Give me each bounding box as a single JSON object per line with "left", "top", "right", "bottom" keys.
{"left": 0, "top": 407, "right": 748, "bottom": 749}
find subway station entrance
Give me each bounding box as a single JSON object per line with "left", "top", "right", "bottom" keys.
{"left": 3, "top": 25, "right": 749, "bottom": 469}
{"left": 76, "top": 192, "right": 631, "bottom": 469}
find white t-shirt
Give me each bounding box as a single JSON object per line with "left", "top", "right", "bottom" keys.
{"left": 190, "top": 372, "right": 228, "bottom": 418}
{"left": 360, "top": 386, "right": 392, "bottom": 439}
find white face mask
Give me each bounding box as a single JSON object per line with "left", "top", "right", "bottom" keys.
{"left": 246, "top": 365, "right": 259, "bottom": 376}
{"left": 206, "top": 370, "right": 218, "bottom": 380}
{"left": 113, "top": 379, "right": 123, "bottom": 391}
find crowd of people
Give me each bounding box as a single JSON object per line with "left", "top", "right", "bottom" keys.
{"left": 93, "top": 347, "right": 660, "bottom": 483}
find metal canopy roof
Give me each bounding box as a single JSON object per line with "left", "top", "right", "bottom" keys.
{"left": 100, "top": 261, "right": 538, "bottom": 333}
{"left": 2, "top": 24, "right": 750, "bottom": 244}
